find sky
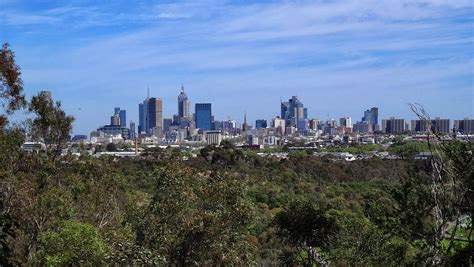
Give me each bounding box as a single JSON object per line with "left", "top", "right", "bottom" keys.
{"left": 1, "top": 0, "right": 473, "bottom": 135}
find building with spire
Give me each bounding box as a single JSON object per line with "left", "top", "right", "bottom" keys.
{"left": 178, "top": 85, "right": 191, "bottom": 123}
{"left": 242, "top": 112, "right": 249, "bottom": 132}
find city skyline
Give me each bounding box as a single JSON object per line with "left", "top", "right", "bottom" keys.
{"left": 1, "top": 0, "right": 472, "bottom": 134}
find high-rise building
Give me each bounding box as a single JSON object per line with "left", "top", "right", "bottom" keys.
{"left": 353, "top": 121, "right": 372, "bottom": 133}
{"left": 309, "top": 119, "right": 319, "bottom": 130}
{"left": 340, "top": 117, "right": 352, "bottom": 128}
{"left": 138, "top": 91, "right": 150, "bottom": 135}
{"left": 281, "top": 101, "right": 289, "bottom": 121}
{"left": 178, "top": 85, "right": 191, "bottom": 123}
{"left": 272, "top": 117, "right": 286, "bottom": 135}
{"left": 255, "top": 119, "right": 267, "bottom": 129}
{"left": 411, "top": 119, "right": 430, "bottom": 133}
{"left": 148, "top": 97, "right": 163, "bottom": 136}
{"left": 454, "top": 118, "right": 474, "bottom": 134}
{"left": 281, "top": 96, "right": 306, "bottom": 127}
{"left": 297, "top": 119, "right": 307, "bottom": 131}
{"left": 114, "top": 107, "right": 127, "bottom": 128}
{"left": 411, "top": 118, "right": 450, "bottom": 134}
{"left": 195, "top": 103, "right": 212, "bottom": 130}
{"left": 382, "top": 117, "right": 406, "bottom": 134}
{"left": 363, "top": 107, "right": 378, "bottom": 128}
{"left": 111, "top": 114, "right": 120, "bottom": 126}
{"left": 431, "top": 118, "right": 450, "bottom": 134}
{"left": 163, "top": 118, "right": 173, "bottom": 133}
{"left": 129, "top": 121, "right": 136, "bottom": 139}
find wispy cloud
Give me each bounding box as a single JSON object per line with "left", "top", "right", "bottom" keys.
{"left": 2, "top": 0, "right": 472, "bottom": 133}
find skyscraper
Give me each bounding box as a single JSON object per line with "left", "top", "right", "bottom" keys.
{"left": 178, "top": 85, "right": 191, "bottom": 122}
{"left": 454, "top": 118, "right": 474, "bottom": 134}
{"left": 114, "top": 107, "right": 127, "bottom": 128}
{"left": 148, "top": 97, "right": 163, "bottom": 136}
{"left": 281, "top": 96, "right": 306, "bottom": 127}
{"left": 281, "top": 101, "right": 289, "bottom": 121}
{"left": 163, "top": 118, "right": 173, "bottom": 133}
{"left": 111, "top": 114, "right": 120, "bottom": 126}
{"left": 382, "top": 117, "right": 406, "bottom": 134}
{"left": 138, "top": 87, "right": 152, "bottom": 135}
{"left": 339, "top": 117, "right": 352, "bottom": 128}
{"left": 363, "top": 107, "right": 379, "bottom": 128}
{"left": 129, "top": 121, "right": 136, "bottom": 139}
{"left": 195, "top": 103, "right": 212, "bottom": 130}
{"left": 138, "top": 102, "right": 144, "bottom": 134}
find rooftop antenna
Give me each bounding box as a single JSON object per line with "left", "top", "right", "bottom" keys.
{"left": 181, "top": 84, "right": 184, "bottom": 92}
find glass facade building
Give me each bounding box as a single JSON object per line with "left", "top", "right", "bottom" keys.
{"left": 195, "top": 103, "right": 212, "bottom": 130}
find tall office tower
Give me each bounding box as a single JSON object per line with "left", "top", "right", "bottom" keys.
{"left": 138, "top": 103, "right": 144, "bottom": 134}
{"left": 114, "top": 107, "right": 127, "bottom": 128}
{"left": 281, "top": 96, "right": 306, "bottom": 127}
{"left": 454, "top": 118, "right": 474, "bottom": 134}
{"left": 255, "top": 119, "right": 267, "bottom": 129}
{"left": 138, "top": 88, "right": 151, "bottom": 135}
{"left": 297, "top": 119, "right": 307, "bottom": 131}
{"left": 178, "top": 86, "right": 191, "bottom": 122}
{"left": 339, "top": 117, "right": 352, "bottom": 128}
{"left": 431, "top": 118, "right": 450, "bottom": 134}
{"left": 148, "top": 97, "right": 163, "bottom": 136}
{"left": 163, "top": 118, "right": 173, "bottom": 133}
{"left": 129, "top": 121, "right": 136, "bottom": 139}
{"left": 281, "top": 101, "right": 289, "bottom": 121}
{"left": 195, "top": 103, "right": 212, "bottom": 130}
{"left": 363, "top": 107, "right": 379, "bottom": 127}
{"left": 309, "top": 119, "right": 319, "bottom": 130}
{"left": 382, "top": 117, "right": 406, "bottom": 134}
{"left": 111, "top": 114, "right": 120, "bottom": 126}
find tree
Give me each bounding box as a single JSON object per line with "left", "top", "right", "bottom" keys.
{"left": 0, "top": 42, "right": 26, "bottom": 266}
{"left": 274, "top": 199, "right": 337, "bottom": 266}
{"left": 106, "top": 142, "right": 117, "bottom": 152}
{"left": 38, "top": 220, "right": 107, "bottom": 266}
{"left": 138, "top": 164, "right": 256, "bottom": 265}
{"left": 0, "top": 43, "right": 26, "bottom": 127}
{"left": 29, "top": 92, "right": 74, "bottom": 157}
{"left": 410, "top": 103, "right": 473, "bottom": 264}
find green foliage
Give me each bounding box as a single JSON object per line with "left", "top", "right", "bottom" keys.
{"left": 138, "top": 164, "right": 256, "bottom": 265}
{"left": 0, "top": 43, "right": 26, "bottom": 123}
{"left": 38, "top": 220, "right": 107, "bottom": 266}
{"left": 106, "top": 142, "right": 117, "bottom": 152}
{"left": 275, "top": 199, "right": 337, "bottom": 250}
{"left": 320, "top": 143, "right": 383, "bottom": 154}
{"left": 1, "top": 43, "right": 471, "bottom": 265}
{"left": 29, "top": 92, "right": 74, "bottom": 154}
{"left": 389, "top": 141, "right": 430, "bottom": 158}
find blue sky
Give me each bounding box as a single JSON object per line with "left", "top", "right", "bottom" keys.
{"left": 1, "top": 0, "right": 473, "bottom": 134}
